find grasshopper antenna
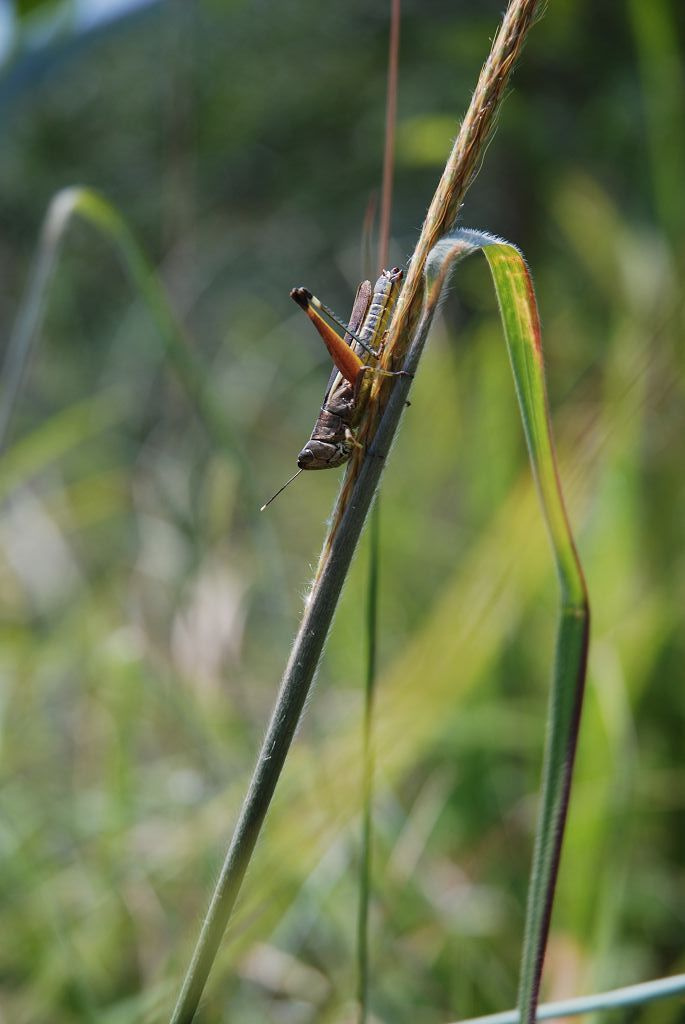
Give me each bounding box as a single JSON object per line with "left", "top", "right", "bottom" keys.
{"left": 260, "top": 468, "right": 304, "bottom": 512}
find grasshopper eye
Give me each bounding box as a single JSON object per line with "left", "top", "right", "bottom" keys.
{"left": 297, "top": 449, "right": 315, "bottom": 468}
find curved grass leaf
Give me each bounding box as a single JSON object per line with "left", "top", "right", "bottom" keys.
{"left": 0, "top": 186, "right": 288, "bottom": 593}
{"left": 0, "top": 187, "right": 241, "bottom": 465}
{"left": 425, "top": 229, "right": 590, "bottom": 1024}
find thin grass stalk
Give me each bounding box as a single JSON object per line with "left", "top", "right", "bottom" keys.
{"left": 377, "top": 0, "right": 401, "bottom": 273}
{"left": 357, "top": 496, "right": 380, "bottom": 1024}
{"left": 449, "top": 973, "right": 685, "bottom": 1024}
{"left": 170, "top": 3, "right": 543, "bottom": 1020}
{"left": 169, "top": 440, "right": 406, "bottom": 1024}
{"left": 356, "top": 3, "right": 401, "bottom": 1019}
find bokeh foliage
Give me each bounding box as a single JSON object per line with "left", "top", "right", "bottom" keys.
{"left": 0, "top": 1, "right": 684, "bottom": 1022}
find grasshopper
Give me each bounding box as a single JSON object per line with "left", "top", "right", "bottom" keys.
{"left": 261, "top": 268, "right": 404, "bottom": 509}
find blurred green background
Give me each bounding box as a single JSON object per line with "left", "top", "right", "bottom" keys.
{"left": 1, "top": 1, "right": 684, "bottom": 1021}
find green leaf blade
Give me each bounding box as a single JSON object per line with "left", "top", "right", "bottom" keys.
{"left": 481, "top": 243, "right": 587, "bottom": 610}
{"left": 424, "top": 229, "right": 590, "bottom": 1024}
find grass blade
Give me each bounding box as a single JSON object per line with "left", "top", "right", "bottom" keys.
{"left": 0, "top": 186, "right": 248, "bottom": 480}
{"left": 424, "top": 229, "right": 590, "bottom": 1024}
{"left": 450, "top": 972, "right": 685, "bottom": 1024}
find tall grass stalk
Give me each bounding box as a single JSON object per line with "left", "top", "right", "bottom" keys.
{"left": 356, "top": 2, "right": 401, "bottom": 1020}
{"left": 170, "top": 2, "right": 544, "bottom": 1021}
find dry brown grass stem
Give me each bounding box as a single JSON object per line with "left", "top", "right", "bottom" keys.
{"left": 386, "top": 0, "right": 540, "bottom": 359}
{"left": 320, "top": 0, "right": 543, "bottom": 571}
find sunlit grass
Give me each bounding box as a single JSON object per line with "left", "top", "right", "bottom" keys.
{"left": 1, "top": 3, "right": 684, "bottom": 1022}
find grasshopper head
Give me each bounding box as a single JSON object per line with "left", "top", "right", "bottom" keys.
{"left": 297, "top": 440, "right": 351, "bottom": 470}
